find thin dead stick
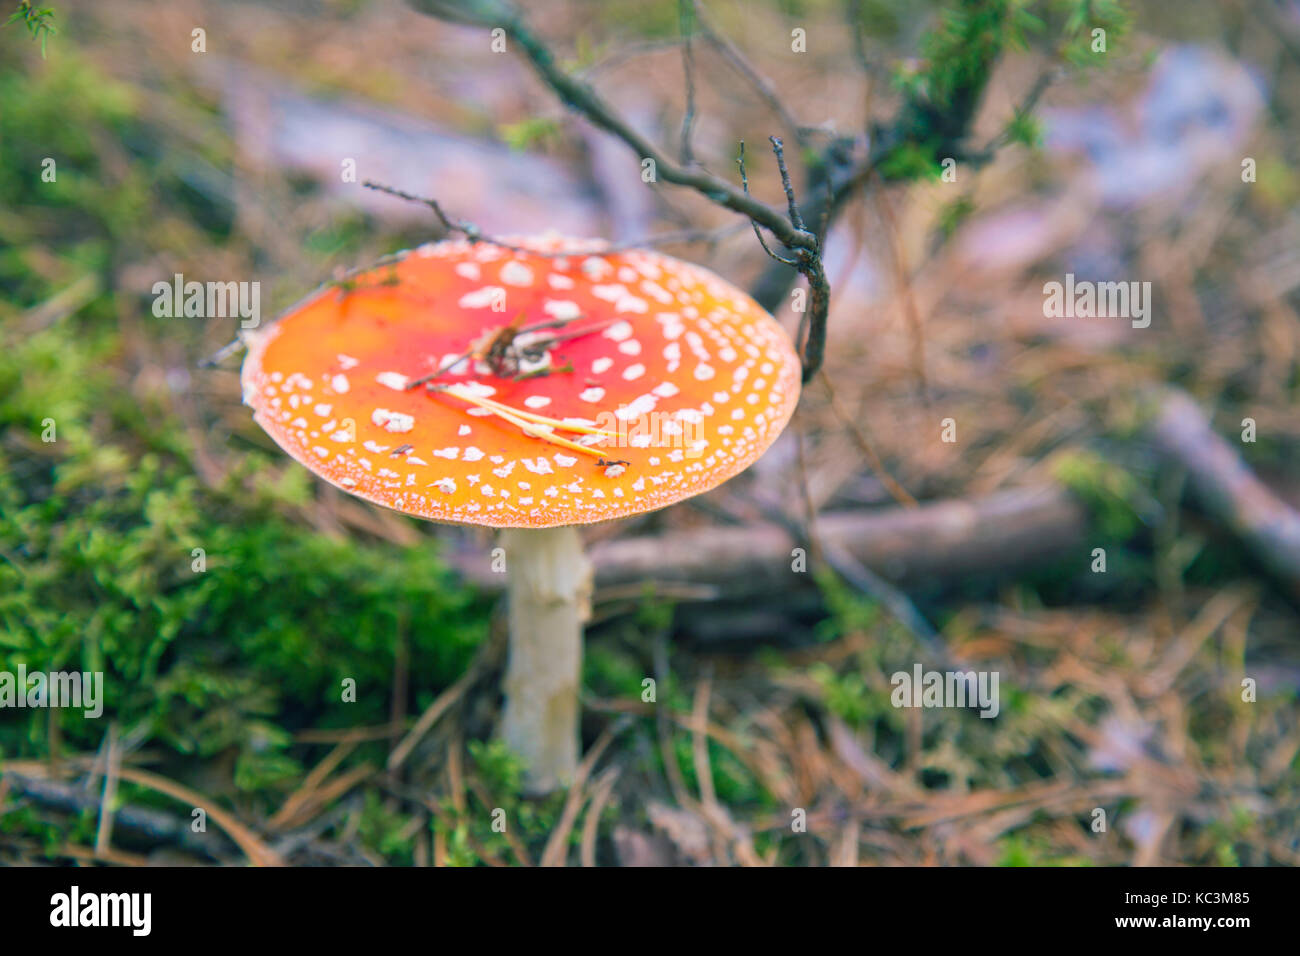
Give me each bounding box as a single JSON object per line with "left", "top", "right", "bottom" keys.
{"left": 410, "top": 781, "right": 510, "bottom": 867}
{"left": 580, "top": 765, "right": 621, "bottom": 867}
{"left": 446, "top": 726, "right": 468, "bottom": 813}
{"left": 689, "top": 0, "right": 805, "bottom": 145}
{"left": 94, "top": 723, "right": 120, "bottom": 857}
{"left": 405, "top": 348, "right": 474, "bottom": 391}
{"left": 269, "top": 739, "right": 359, "bottom": 830}
{"left": 539, "top": 716, "right": 632, "bottom": 867}
{"left": 387, "top": 665, "right": 478, "bottom": 772}
{"left": 691, "top": 670, "right": 719, "bottom": 812}
{"left": 364, "top": 180, "right": 747, "bottom": 257}
{"left": 197, "top": 336, "right": 247, "bottom": 368}
{"left": 690, "top": 669, "right": 738, "bottom": 863}
{"left": 274, "top": 764, "right": 377, "bottom": 831}
{"left": 653, "top": 634, "right": 697, "bottom": 811}
{"left": 737, "top": 141, "right": 798, "bottom": 266}
{"left": 678, "top": 0, "right": 698, "bottom": 166}
{"left": 58, "top": 842, "right": 152, "bottom": 867}
{"left": 295, "top": 722, "right": 406, "bottom": 744}
{"left": 432, "top": 385, "right": 614, "bottom": 458}
{"left": 468, "top": 775, "right": 535, "bottom": 866}
{"left": 111, "top": 766, "right": 283, "bottom": 867}
{"left": 834, "top": 820, "right": 861, "bottom": 867}
{"left": 739, "top": 466, "right": 945, "bottom": 657}
{"left": 873, "top": 185, "right": 928, "bottom": 402}
{"left": 818, "top": 370, "right": 918, "bottom": 508}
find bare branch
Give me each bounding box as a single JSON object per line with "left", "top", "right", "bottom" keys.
{"left": 768, "top": 135, "right": 807, "bottom": 233}
{"left": 737, "top": 142, "right": 799, "bottom": 267}
{"left": 363, "top": 179, "right": 746, "bottom": 256}
{"left": 968, "top": 68, "right": 1058, "bottom": 164}
{"left": 576, "top": 37, "right": 686, "bottom": 80}
{"left": 688, "top": 0, "right": 806, "bottom": 147}
{"left": 678, "top": 0, "right": 698, "bottom": 167}
{"left": 408, "top": 0, "right": 817, "bottom": 255}
{"left": 407, "top": 0, "right": 831, "bottom": 381}
{"left": 819, "top": 371, "right": 917, "bottom": 508}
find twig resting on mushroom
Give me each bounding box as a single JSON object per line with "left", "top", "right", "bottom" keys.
{"left": 361, "top": 180, "right": 746, "bottom": 259}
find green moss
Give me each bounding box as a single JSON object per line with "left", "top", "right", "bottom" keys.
{"left": 0, "top": 45, "right": 490, "bottom": 845}
{"left": 997, "top": 833, "right": 1094, "bottom": 866}
{"left": 1052, "top": 450, "right": 1143, "bottom": 540}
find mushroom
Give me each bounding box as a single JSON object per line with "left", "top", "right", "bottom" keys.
{"left": 240, "top": 235, "right": 801, "bottom": 793}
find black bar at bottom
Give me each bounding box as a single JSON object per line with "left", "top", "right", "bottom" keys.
{"left": 0, "top": 863, "right": 1281, "bottom": 941}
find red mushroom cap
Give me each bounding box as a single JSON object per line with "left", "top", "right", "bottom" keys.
{"left": 241, "top": 235, "right": 801, "bottom": 528}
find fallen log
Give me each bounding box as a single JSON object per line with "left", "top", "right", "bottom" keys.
{"left": 448, "top": 485, "right": 1089, "bottom": 601}
{"left": 594, "top": 484, "right": 1088, "bottom": 598}
{"left": 1148, "top": 387, "right": 1300, "bottom": 584}
{"left": 1, "top": 771, "right": 236, "bottom": 861}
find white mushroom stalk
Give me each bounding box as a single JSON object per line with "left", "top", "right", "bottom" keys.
{"left": 498, "top": 525, "right": 591, "bottom": 793}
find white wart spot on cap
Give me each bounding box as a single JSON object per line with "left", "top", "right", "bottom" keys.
{"left": 616, "top": 394, "right": 656, "bottom": 421}
{"left": 372, "top": 408, "right": 415, "bottom": 433}
{"left": 603, "top": 320, "right": 634, "bottom": 342}
{"left": 582, "top": 257, "right": 613, "bottom": 279}
{"left": 499, "top": 261, "right": 535, "bottom": 286}
{"left": 543, "top": 300, "right": 582, "bottom": 321}
{"left": 458, "top": 286, "right": 505, "bottom": 309}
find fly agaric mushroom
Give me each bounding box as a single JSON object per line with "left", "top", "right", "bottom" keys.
{"left": 240, "top": 234, "right": 800, "bottom": 793}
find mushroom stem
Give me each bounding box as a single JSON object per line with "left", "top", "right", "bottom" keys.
{"left": 498, "top": 526, "right": 593, "bottom": 795}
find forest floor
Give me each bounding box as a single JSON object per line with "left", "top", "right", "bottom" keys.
{"left": 2, "top": 0, "right": 1299, "bottom": 866}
